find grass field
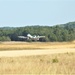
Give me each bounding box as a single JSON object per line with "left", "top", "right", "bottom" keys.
{"left": 0, "top": 53, "right": 75, "bottom": 74}
{"left": 0, "top": 41, "right": 75, "bottom": 74}
{"left": 0, "top": 41, "right": 75, "bottom": 50}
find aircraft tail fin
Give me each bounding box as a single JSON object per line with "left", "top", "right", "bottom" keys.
{"left": 27, "top": 34, "right": 32, "bottom": 38}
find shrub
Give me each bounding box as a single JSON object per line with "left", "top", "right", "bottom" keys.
{"left": 0, "top": 36, "right": 11, "bottom": 41}
{"left": 52, "top": 57, "right": 59, "bottom": 63}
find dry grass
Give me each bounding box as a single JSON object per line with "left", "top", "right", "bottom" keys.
{"left": 0, "top": 53, "right": 75, "bottom": 74}
{"left": 0, "top": 41, "right": 75, "bottom": 50}
{"left": 0, "top": 41, "right": 75, "bottom": 74}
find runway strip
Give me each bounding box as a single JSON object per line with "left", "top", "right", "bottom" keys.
{"left": 0, "top": 48, "right": 75, "bottom": 57}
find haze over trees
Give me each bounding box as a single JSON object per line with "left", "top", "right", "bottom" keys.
{"left": 0, "top": 21, "right": 75, "bottom": 42}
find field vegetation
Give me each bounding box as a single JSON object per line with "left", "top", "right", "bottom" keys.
{"left": 0, "top": 42, "right": 75, "bottom": 74}
{"left": 0, "top": 53, "right": 75, "bottom": 74}
{"left": 0, "top": 41, "right": 75, "bottom": 50}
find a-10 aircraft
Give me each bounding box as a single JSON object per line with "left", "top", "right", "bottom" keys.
{"left": 18, "top": 34, "right": 45, "bottom": 41}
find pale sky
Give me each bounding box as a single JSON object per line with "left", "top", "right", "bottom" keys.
{"left": 0, "top": 0, "right": 75, "bottom": 27}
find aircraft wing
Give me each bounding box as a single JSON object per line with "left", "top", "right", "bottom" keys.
{"left": 18, "top": 36, "right": 27, "bottom": 39}
{"left": 38, "top": 36, "right": 45, "bottom": 38}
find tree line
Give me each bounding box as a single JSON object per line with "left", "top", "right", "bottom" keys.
{"left": 0, "top": 22, "right": 75, "bottom": 42}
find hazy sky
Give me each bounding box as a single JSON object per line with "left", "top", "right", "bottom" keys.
{"left": 0, "top": 0, "right": 75, "bottom": 27}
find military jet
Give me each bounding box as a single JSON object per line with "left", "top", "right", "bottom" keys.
{"left": 18, "top": 34, "right": 45, "bottom": 41}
